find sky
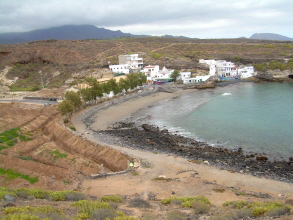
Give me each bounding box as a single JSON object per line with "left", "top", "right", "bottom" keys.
{"left": 0, "top": 0, "right": 293, "bottom": 39}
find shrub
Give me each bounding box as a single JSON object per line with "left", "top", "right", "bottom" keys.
{"left": 162, "top": 196, "right": 211, "bottom": 205}
{"left": 231, "top": 208, "right": 253, "bottom": 219}
{"left": 129, "top": 198, "right": 151, "bottom": 208}
{"left": 3, "top": 213, "right": 40, "bottom": 220}
{"left": 89, "top": 208, "right": 117, "bottom": 220}
{"left": 114, "top": 217, "right": 136, "bottom": 220}
{"left": 101, "top": 195, "right": 122, "bottom": 203}
{"left": 68, "top": 126, "right": 76, "bottom": 131}
{"left": 170, "top": 199, "right": 182, "bottom": 205}
{"left": 166, "top": 210, "right": 185, "bottom": 220}
{"left": 266, "top": 206, "right": 291, "bottom": 217}
{"left": 65, "top": 192, "right": 86, "bottom": 201}
{"left": 192, "top": 201, "right": 210, "bottom": 214}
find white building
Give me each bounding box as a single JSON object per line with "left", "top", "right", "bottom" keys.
{"left": 183, "top": 75, "right": 211, "bottom": 84}
{"left": 119, "top": 54, "right": 143, "bottom": 69}
{"left": 237, "top": 66, "right": 255, "bottom": 78}
{"left": 156, "top": 66, "right": 174, "bottom": 78}
{"left": 143, "top": 65, "right": 160, "bottom": 80}
{"left": 216, "top": 60, "right": 236, "bottom": 77}
{"left": 109, "top": 64, "right": 130, "bottom": 74}
{"left": 179, "top": 72, "right": 191, "bottom": 80}
{"left": 199, "top": 59, "right": 254, "bottom": 78}
{"left": 109, "top": 54, "right": 143, "bottom": 74}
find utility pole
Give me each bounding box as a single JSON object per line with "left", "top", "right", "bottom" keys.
{"left": 39, "top": 71, "right": 44, "bottom": 89}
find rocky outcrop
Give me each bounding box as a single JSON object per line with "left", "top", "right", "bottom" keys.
{"left": 196, "top": 81, "right": 215, "bottom": 89}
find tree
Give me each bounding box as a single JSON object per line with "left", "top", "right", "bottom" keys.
{"left": 137, "top": 72, "right": 147, "bottom": 85}
{"left": 170, "top": 70, "right": 180, "bottom": 82}
{"left": 119, "top": 78, "right": 130, "bottom": 92}
{"left": 107, "top": 78, "right": 120, "bottom": 95}
{"left": 64, "top": 91, "right": 82, "bottom": 109}
{"left": 80, "top": 88, "right": 92, "bottom": 103}
{"left": 126, "top": 73, "right": 139, "bottom": 89}
{"left": 57, "top": 100, "right": 74, "bottom": 115}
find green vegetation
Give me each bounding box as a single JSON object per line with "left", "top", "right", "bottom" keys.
{"left": 170, "top": 70, "right": 180, "bottom": 82}
{"left": 223, "top": 200, "right": 292, "bottom": 217}
{"left": 58, "top": 73, "right": 147, "bottom": 115}
{"left": 68, "top": 125, "right": 76, "bottom": 131}
{"left": 101, "top": 195, "right": 123, "bottom": 203}
{"left": 0, "top": 128, "right": 32, "bottom": 151}
{"left": 49, "top": 149, "right": 68, "bottom": 159}
{"left": 162, "top": 196, "right": 211, "bottom": 207}
{"left": 14, "top": 156, "right": 33, "bottom": 161}
{"left": 0, "top": 167, "right": 39, "bottom": 184}
{"left": 147, "top": 52, "right": 164, "bottom": 59}
{"left": 253, "top": 60, "right": 291, "bottom": 71}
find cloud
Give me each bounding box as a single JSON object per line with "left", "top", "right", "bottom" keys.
{"left": 0, "top": 0, "right": 292, "bottom": 38}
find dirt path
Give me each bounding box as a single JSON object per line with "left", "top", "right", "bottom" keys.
{"left": 72, "top": 90, "right": 293, "bottom": 205}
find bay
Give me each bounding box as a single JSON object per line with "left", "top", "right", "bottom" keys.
{"left": 131, "top": 82, "right": 293, "bottom": 160}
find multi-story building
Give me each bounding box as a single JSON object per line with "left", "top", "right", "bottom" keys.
{"left": 119, "top": 54, "right": 143, "bottom": 69}
{"left": 109, "top": 54, "right": 143, "bottom": 74}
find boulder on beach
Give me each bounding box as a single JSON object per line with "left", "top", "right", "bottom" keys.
{"left": 196, "top": 81, "right": 215, "bottom": 89}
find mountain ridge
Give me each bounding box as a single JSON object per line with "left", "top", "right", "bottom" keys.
{"left": 250, "top": 33, "right": 293, "bottom": 41}
{"left": 1, "top": 24, "right": 293, "bottom": 44}
{"left": 0, "top": 24, "right": 149, "bottom": 44}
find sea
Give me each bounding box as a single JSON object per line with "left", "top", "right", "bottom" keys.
{"left": 130, "top": 82, "right": 293, "bottom": 160}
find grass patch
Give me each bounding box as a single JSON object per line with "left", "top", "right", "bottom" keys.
{"left": 162, "top": 196, "right": 211, "bottom": 206}
{"left": 68, "top": 125, "right": 76, "bottom": 131}
{"left": 0, "top": 128, "right": 33, "bottom": 151}
{"left": 1, "top": 187, "right": 87, "bottom": 202}
{"left": 49, "top": 150, "right": 68, "bottom": 159}
{"left": 4, "top": 205, "right": 63, "bottom": 215}
{"left": 101, "top": 195, "right": 123, "bottom": 203}
{"left": 14, "top": 156, "right": 33, "bottom": 161}
{"left": 71, "top": 200, "right": 113, "bottom": 218}
{"left": 0, "top": 167, "right": 38, "bottom": 184}
{"left": 223, "top": 200, "right": 292, "bottom": 217}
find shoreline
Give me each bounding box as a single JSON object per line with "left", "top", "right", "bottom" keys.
{"left": 72, "top": 83, "right": 293, "bottom": 184}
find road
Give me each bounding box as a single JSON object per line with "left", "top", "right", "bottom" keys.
{"left": 0, "top": 99, "right": 58, "bottom": 105}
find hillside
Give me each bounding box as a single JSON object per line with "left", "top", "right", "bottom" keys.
{"left": 0, "top": 37, "right": 293, "bottom": 91}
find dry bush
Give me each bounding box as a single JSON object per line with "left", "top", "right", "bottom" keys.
{"left": 128, "top": 198, "right": 151, "bottom": 208}
{"left": 266, "top": 207, "right": 291, "bottom": 217}
{"left": 89, "top": 208, "right": 117, "bottom": 220}
{"left": 166, "top": 210, "right": 186, "bottom": 220}
{"left": 192, "top": 201, "right": 210, "bottom": 214}
{"left": 65, "top": 192, "right": 86, "bottom": 201}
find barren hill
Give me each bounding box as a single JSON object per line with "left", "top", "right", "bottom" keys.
{"left": 1, "top": 38, "right": 293, "bottom": 91}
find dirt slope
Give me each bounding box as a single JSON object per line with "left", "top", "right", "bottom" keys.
{"left": 0, "top": 103, "right": 130, "bottom": 190}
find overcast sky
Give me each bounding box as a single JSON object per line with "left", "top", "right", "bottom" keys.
{"left": 1, "top": 0, "right": 293, "bottom": 38}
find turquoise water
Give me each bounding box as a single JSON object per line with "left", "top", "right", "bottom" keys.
{"left": 132, "top": 82, "right": 293, "bottom": 159}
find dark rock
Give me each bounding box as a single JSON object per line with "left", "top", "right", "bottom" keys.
{"left": 3, "top": 203, "right": 16, "bottom": 208}
{"left": 256, "top": 156, "right": 268, "bottom": 161}
{"left": 4, "top": 194, "right": 16, "bottom": 202}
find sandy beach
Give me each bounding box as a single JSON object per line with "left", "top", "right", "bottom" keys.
{"left": 72, "top": 85, "right": 293, "bottom": 205}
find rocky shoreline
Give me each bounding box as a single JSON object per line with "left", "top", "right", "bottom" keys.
{"left": 92, "top": 122, "right": 293, "bottom": 183}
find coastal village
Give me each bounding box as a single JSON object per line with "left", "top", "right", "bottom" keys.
{"left": 109, "top": 53, "right": 255, "bottom": 84}
{"left": 1, "top": 39, "right": 293, "bottom": 219}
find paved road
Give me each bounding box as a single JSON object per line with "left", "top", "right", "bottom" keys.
{"left": 0, "top": 99, "right": 58, "bottom": 105}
